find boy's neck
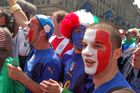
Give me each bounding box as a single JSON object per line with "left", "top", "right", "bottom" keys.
{"left": 93, "top": 62, "right": 118, "bottom": 88}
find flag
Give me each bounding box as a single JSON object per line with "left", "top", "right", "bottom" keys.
{"left": 0, "top": 57, "right": 25, "bottom": 93}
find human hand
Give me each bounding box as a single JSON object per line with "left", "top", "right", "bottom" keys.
{"left": 7, "top": 0, "right": 17, "bottom": 6}
{"left": 8, "top": 64, "right": 24, "bottom": 81}
{"left": 40, "top": 79, "right": 63, "bottom": 93}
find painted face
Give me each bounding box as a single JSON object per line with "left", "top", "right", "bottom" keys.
{"left": 25, "top": 18, "right": 40, "bottom": 45}
{"left": 25, "top": 26, "right": 33, "bottom": 43}
{"left": 82, "top": 29, "right": 112, "bottom": 75}
{"left": 72, "top": 25, "right": 86, "bottom": 49}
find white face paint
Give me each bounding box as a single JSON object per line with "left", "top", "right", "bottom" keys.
{"left": 82, "top": 29, "right": 112, "bottom": 75}
{"left": 82, "top": 29, "right": 98, "bottom": 75}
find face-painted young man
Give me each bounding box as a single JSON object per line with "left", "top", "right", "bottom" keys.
{"left": 7, "top": 9, "right": 62, "bottom": 93}
{"left": 72, "top": 25, "right": 86, "bottom": 50}
{"left": 82, "top": 29, "right": 112, "bottom": 75}
{"left": 82, "top": 22, "right": 135, "bottom": 93}
{"left": 25, "top": 17, "right": 43, "bottom": 46}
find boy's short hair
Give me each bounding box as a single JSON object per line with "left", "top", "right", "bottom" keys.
{"left": 87, "top": 21, "right": 122, "bottom": 49}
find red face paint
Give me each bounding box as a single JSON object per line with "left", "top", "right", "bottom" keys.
{"left": 95, "top": 30, "right": 112, "bottom": 74}
{"left": 30, "top": 18, "right": 38, "bottom": 24}
{"left": 26, "top": 18, "right": 38, "bottom": 43}
{"left": 27, "top": 28, "right": 34, "bottom": 42}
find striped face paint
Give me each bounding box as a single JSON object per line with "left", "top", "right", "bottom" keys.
{"left": 26, "top": 18, "right": 38, "bottom": 42}
{"left": 27, "top": 28, "right": 34, "bottom": 42}
{"left": 72, "top": 25, "right": 86, "bottom": 50}
{"left": 82, "top": 29, "right": 112, "bottom": 75}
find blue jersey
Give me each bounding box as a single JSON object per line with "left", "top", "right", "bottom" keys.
{"left": 93, "top": 71, "right": 133, "bottom": 93}
{"left": 61, "top": 50, "right": 94, "bottom": 93}
{"left": 24, "top": 48, "right": 62, "bottom": 93}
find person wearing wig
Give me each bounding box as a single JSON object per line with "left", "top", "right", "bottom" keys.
{"left": 82, "top": 22, "right": 135, "bottom": 93}
{"left": 40, "top": 10, "right": 99, "bottom": 93}
{"left": 7, "top": 0, "right": 62, "bottom": 93}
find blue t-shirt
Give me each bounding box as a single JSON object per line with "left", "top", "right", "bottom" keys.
{"left": 93, "top": 71, "right": 133, "bottom": 93}
{"left": 61, "top": 50, "right": 94, "bottom": 93}
{"left": 24, "top": 48, "right": 62, "bottom": 93}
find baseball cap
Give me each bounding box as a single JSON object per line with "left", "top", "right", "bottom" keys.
{"left": 35, "top": 15, "right": 54, "bottom": 39}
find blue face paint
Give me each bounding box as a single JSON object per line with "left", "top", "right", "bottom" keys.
{"left": 72, "top": 25, "right": 86, "bottom": 49}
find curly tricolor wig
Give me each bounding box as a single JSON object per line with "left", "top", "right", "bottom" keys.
{"left": 60, "top": 10, "right": 99, "bottom": 39}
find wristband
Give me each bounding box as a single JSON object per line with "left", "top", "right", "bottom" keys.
{"left": 10, "top": 4, "right": 21, "bottom": 14}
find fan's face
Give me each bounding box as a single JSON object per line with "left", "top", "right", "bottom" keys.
{"left": 82, "top": 29, "right": 112, "bottom": 75}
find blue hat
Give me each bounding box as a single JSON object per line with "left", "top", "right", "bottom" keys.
{"left": 35, "top": 14, "right": 54, "bottom": 39}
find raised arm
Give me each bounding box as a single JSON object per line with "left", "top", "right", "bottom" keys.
{"left": 7, "top": 0, "right": 28, "bottom": 28}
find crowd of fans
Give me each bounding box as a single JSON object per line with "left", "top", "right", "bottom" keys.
{"left": 0, "top": 0, "right": 140, "bottom": 93}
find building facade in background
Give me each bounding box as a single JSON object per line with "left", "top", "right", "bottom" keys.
{"left": 0, "top": 0, "right": 140, "bottom": 29}
{"left": 29, "top": 0, "right": 140, "bottom": 29}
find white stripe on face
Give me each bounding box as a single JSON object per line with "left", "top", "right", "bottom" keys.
{"left": 82, "top": 29, "right": 98, "bottom": 75}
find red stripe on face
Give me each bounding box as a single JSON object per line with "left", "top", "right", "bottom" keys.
{"left": 95, "top": 30, "right": 112, "bottom": 74}
{"left": 30, "top": 18, "right": 38, "bottom": 24}
{"left": 27, "top": 29, "right": 34, "bottom": 42}
{"left": 27, "top": 18, "right": 38, "bottom": 43}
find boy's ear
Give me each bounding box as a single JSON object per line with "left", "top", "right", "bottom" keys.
{"left": 40, "top": 29, "right": 46, "bottom": 36}
{"left": 114, "top": 48, "right": 121, "bottom": 59}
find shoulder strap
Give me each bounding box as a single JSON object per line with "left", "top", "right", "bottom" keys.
{"left": 106, "top": 86, "right": 135, "bottom": 93}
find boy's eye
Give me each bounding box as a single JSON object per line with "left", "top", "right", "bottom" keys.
{"left": 75, "top": 28, "right": 80, "bottom": 33}
{"left": 82, "top": 42, "right": 87, "bottom": 48}
{"left": 94, "top": 43, "right": 106, "bottom": 51}
{"left": 94, "top": 44, "right": 102, "bottom": 48}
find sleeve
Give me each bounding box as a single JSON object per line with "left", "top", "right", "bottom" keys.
{"left": 106, "top": 87, "right": 135, "bottom": 93}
